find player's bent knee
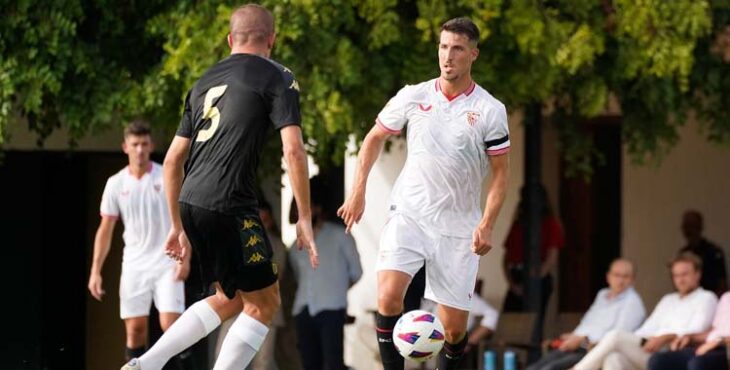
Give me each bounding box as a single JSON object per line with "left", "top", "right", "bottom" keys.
{"left": 377, "top": 287, "right": 405, "bottom": 315}
{"left": 377, "top": 295, "right": 404, "bottom": 316}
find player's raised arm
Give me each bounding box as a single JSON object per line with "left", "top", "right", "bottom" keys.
{"left": 338, "top": 124, "right": 393, "bottom": 233}
{"left": 473, "top": 153, "right": 509, "bottom": 256}
{"left": 281, "top": 125, "right": 318, "bottom": 269}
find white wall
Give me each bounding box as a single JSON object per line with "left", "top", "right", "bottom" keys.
{"left": 623, "top": 120, "right": 730, "bottom": 310}
{"left": 5, "top": 119, "right": 175, "bottom": 152}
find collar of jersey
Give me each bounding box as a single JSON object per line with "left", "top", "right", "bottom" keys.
{"left": 126, "top": 163, "right": 154, "bottom": 179}
{"left": 435, "top": 79, "right": 476, "bottom": 103}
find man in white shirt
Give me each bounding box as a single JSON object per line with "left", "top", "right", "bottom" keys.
{"left": 647, "top": 290, "right": 730, "bottom": 370}
{"left": 338, "top": 17, "right": 510, "bottom": 370}
{"left": 87, "top": 120, "right": 189, "bottom": 361}
{"left": 571, "top": 253, "right": 718, "bottom": 370}
{"left": 528, "top": 259, "right": 646, "bottom": 370}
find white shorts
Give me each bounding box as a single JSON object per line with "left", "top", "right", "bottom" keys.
{"left": 119, "top": 265, "right": 185, "bottom": 319}
{"left": 376, "top": 213, "right": 479, "bottom": 311}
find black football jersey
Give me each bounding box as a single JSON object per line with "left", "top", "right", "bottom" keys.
{"left": 176, "top": 53, "right": 300, "bottom": 213}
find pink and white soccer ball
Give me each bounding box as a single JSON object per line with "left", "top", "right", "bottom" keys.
{"left": 392, "top": 310, "right": 445, "bottom": 362}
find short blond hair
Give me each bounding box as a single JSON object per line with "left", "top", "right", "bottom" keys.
{"left": 670, "top": 252, "right": 702, "bottom": 272}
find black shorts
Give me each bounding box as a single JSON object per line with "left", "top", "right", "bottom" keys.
{"left": 180, "top": 202, "right": 278, "bottom": 299}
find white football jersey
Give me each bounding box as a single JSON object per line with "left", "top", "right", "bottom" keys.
{"left": 100, "top": 162, "right": 174, "bottom": 272}
{"left": 377, "top": 79, "right": 510, "bottom": 237}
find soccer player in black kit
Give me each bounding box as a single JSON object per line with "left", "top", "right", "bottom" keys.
{"left": 122, "top": 4, "right": 318, "bottom": 370}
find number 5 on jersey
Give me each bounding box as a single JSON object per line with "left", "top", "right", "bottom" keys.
{"left": 196, "top": 85, "right": 228, "bottom": 142}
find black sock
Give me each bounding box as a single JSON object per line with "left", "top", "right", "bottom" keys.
{"left": 437, "top": 335, "right": 468, "bottom": 370}
{"left": 125, "top": 346, "right": 145, "bottom": 361}
{"left": 376, "top": 312, "right": 404, "bottom": 370}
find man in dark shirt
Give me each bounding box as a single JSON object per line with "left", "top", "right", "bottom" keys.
{"left": 122, "top": 4, "right": 318, "bottom": 370}
{"left": 680, "top": 210, "right": 727, "bottom": 296}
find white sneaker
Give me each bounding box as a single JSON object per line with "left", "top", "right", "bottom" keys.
{"left": 121, "top": 358, "right": 141, "bottom": 370}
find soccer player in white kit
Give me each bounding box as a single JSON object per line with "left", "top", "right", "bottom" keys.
{"left": 88, "top": 120, "right": 189, "bottom": 361}
{"left": 338, "top": 18, "right": 510, "bottom": 370}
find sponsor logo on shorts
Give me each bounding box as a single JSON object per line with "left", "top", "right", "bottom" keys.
{"left": 245, "top": 235, "right": 263, "bottom": 248}
{"left": 247, "top": 252, "right": 265, "bottom": 264}
{"left": 272, "top": 263, "right": 278, "bottom": 275}
{"left": 242, "top": 219, "right": 259, "bottom": 230}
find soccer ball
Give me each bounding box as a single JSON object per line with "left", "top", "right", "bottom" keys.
{"left": 392, "top": 310, "right": 445, "bottom": 362}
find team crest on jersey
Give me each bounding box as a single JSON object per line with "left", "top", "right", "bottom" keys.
{"left": 466, "top": 111, "right": 480, "bottom": 126}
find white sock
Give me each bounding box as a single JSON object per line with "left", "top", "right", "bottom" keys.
{"left": 138, "top": 300, "right": 221, "bottom": 370}
{"left": 213, "top": 313, "right": 269, "bottom": 370}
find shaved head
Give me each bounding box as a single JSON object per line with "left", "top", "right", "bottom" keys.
{"left": 229, "top": 4, "right": 274, "bottom": 47}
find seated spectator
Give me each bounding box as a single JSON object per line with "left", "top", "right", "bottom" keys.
{"left": 570, "top": 253, "right": 718, "bottom": 370}
{"left": 648, "top": 290, "right": 730, "bottom": 370}
{"left": 527, "top": 258, "right": 645, "bottom": 370}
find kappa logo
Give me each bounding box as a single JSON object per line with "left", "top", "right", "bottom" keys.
{"left": 466, "top": 111, "right": 480, "bottom": 126}
{"left": 245, "top": 235, "right": 263, "bottom": 248}
{"left": 242, "top": 219, "right": 259, "bottom": 230}
{"left": 247, "top": 252, "right": 265, "bottom": 263}
{"left": 153, "top": 184, "right": 161, "bottom": 192}
{"left": 121, "top": 190, "right": 130, "bottom": 196}
{"left": 418, "top": 104, "right": 432, "bottom": 112}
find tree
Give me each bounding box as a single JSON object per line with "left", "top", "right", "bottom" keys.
{"left": 2, "top": 0, "right": 728, "bottom": 174}
{"left": 0, "top": 0, "right": 179, "bottom": 146}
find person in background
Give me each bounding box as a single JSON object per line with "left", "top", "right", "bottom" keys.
{"left": 648, "top": 290, "right": 730, "bottom": 370}
{"left": 88, "top": 120, "right": 188, "bottom": 363}
{"left": 679, "top": 210, "right": 727, "bottom": 296}
{"left": 570, "top": 253, "right": 717, "bottom": 370}
{"left": 528, "top": 258, "right": 645, "bottom": 370}
{"left": 290, "top": 178, "right": 362, "bottom": 370}
{"left": 502, "top": 185, "right": 564, "bottom": 344}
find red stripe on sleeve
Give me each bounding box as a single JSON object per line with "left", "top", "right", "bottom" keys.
{"left": 486, "top": 147, "right": 510, "bottom": 156}
{"left": 376, "top": 119, "right": 401, "bottom": 135}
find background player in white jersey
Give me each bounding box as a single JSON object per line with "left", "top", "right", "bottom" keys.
{"left": 338, "top": 17, "right": 510, "bottom": 370}
{"left": 88, "top": 120, "right": 189, "bottom": 362}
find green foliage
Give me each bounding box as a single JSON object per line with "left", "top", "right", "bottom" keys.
{"left": 2, "top": 0, "right": 726, "bottom": 176}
